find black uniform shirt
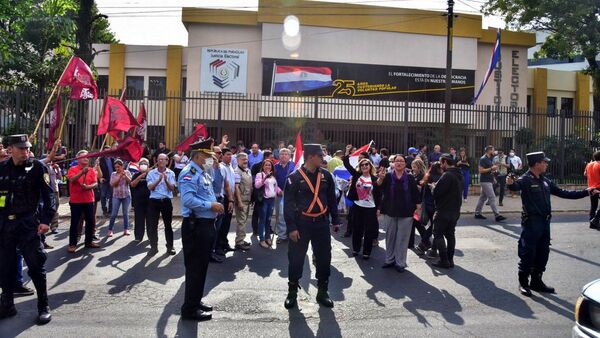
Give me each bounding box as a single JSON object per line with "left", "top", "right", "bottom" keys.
{"left": 0, "top": 158, "right": 56, "bottom": 224}
{"left": 508, "top": 170, "right": 588, "bottom": 218}
{"left": 284, "top": 166, "right": 341, "bottom": 232}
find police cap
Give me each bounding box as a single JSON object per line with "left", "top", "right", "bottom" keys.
{"left": 440, "top": 153, "right": 456, "bottom": 165}
{"left": 7, "top": 134, "right": 32, "bottom": 148}
{"left": 303, "top": 144, "right": 324, "bottom": 157}
{"left": 190, "top": 138, "right": 215, "bottom": 156}
{"left": 526, "top": 151, "right": 551, "bottom": 166}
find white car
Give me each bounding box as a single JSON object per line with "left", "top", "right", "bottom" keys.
{"left": 573, "top": 279, "right": 600, "bottom": 337}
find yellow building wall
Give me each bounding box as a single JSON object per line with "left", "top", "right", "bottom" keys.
{"left": 165, "top": 45, "right": 183, "bottom": 149}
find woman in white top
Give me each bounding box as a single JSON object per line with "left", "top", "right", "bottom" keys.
{"left": 173, "top": 150, "right": 189, "bottom": 181}
{"left": 254, "top": 159, "right": 282, "bottom": 248}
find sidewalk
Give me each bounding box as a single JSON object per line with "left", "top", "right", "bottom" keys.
{"left": 56, "top": 191, "right": 589, "bottom": 220}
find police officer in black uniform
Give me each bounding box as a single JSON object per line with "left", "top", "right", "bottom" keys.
{"left": 0, "top": 134, "right": 55, "bottom": 324}
{"left": 283, "top": 144, "right": 341, "bottom": 309}
{"left": 507, "top": 151, "right": 596, "bottom": 297}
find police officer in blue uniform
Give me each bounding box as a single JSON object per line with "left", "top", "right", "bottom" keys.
{"left": 178, "top": 138, "right": 224, "bottom": 321}
{"left": 507, "top": 151, "right": 597, "bottom": 297}
{"left": 0, "top": 134, "right": 55, "bottom": 324}
{"left": 283, "top": 144, "right": 341, "bottom": 309}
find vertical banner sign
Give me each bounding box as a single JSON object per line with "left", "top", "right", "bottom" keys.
{"left": 201, "top": 48, "right": 248, "bottom": 94}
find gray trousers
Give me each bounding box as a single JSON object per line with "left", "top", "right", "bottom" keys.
{"left": 475, "top": 182, "right": 499, "bottom": 215}
{"left": 384, "top": 215, "right": 413, "bottom": 268}
{"left": 274, "top": 195, "right": 287, "bottom": 239}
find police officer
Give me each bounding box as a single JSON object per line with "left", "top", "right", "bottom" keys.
{"left": 178, "top": 139, "right": 224, "bottom": 321}
{"left": 284, "top": 144, "right": 341, "bottom": 309}
{"left": 507, "top": 151, "right": 597, "bottom": 297}
{"left": 0, "top": 134, "right": 55, "bottom": 324}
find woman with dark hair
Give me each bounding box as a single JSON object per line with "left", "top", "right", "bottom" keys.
{"left": 254, "top": 159, "right": 282, "bottom": 248}
{"left": 343, "top": 156, "right": 382, "bottom": 259}
{"left": 377, "top": 154, "right": 421, "bottom": 272}
{"left": 416, "top": 161, "right": 444, "bottom": 257}
{"left": 457, "top": 148, "right": 471, "bottom": 202}
{"left": 107, "top": 159, "right": 132, "bottom": 237}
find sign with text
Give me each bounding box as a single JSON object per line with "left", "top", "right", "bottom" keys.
{"left": 201, "top": 48, "right": 248, "bottom": 93}
{"left": 262, "top": 58, "right": 475, "bottom": 103}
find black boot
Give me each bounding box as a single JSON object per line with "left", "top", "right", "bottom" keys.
{"left": 284, "top": 282, "right": 300, "bottom": 309}
{"left": 530, "top": 273, "right": 555, "bottom": 293}
{"left": 590, "top": 218, "right": 599, "bottom": 229}
{"left": 37, "top": 306, "right": 52, "bottom": 325}
{"left": 432, "top": 238, "right": 451, "bottom": 269}
{"left": 0, "top": 293, "right": 16, "bottom": 320}
{"left": 316, "top": 281, "right": 334, "bottom": 308}
{"left": 518, "top": 272, "right": 532, "bottom": 297}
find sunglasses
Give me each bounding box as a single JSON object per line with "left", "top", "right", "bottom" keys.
{"left": 360, "top": 163, "right": 370, "bottom": 167}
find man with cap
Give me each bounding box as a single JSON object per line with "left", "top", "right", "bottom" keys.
{"left": 0, "top": 134, "right": 55, "bottom": 324}
{"left": 178, "top": 138, "right": 225, "bottom": 321}
{"left": 507, "top": 151, "right": 597, "bottom": 297}
{"left": 283, "top": 144, "right": 341, "bottom": 309}
{"left": 406, "top": 147, "right": 418, "bottom": 169}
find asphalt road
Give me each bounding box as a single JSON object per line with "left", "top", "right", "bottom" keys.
{"left": 1, "top": 213, "right": 599, "bottom": 338}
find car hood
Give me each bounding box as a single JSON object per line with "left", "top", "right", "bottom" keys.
{"left": 583, "top": 279, "right": 600, "bottom": 301}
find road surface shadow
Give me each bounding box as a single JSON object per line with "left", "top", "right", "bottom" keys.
{"left": 288, "top": 306, "right": 342, "bottom": 338}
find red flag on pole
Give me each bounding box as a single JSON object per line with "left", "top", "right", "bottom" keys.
{"left": 175, "top": 124, "right": 208, "bottom": 152}
{"left": 349, "top": 140, "right": 374, "bottom": 167}
{"left": 46, "top": 97, "right": 61, "bottom": 151}
{"left": 78, "top": 136, "right": 143, "bottom": 162}
{"left": 97, "top": 97, "right": 140, "bottom": 139}
{"left": 57, "top": 56, "right": 98, "bottom": 100}
{"left": 131, "top": 103, "right": 147, "bottom": 142}
{"left": 294, "top": 131, "right": 303, "bottom": 166}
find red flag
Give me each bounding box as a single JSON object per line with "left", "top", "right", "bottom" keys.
{"left": 58, "top": 56, "right": 98, "bottom": 100}
{"left": 294, "top": 131, "right": 303, "bottom": 166}
{"left": 349, "top": 141, "right": 374, "bottom": 167}
{"left": 175, "top": 124, "right": 208, "bottom": 152}
{"left": 131, "top": 103, "right": 147, "bottom": 142}
{"left": 78, "top": 136, "right": 143, "bottom": 162}
{"left": 97, "top": 97, "right": 140, "bottom": 139}
{"left": 46, "top": 97, "right": 61, "bottom": 151}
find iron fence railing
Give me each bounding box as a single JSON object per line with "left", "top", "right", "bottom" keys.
{"left": 0, "top": 87, "right": 596, "bottom": 184}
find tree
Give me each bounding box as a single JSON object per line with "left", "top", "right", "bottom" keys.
{"left": 483, "top": 0, "right": 600, "bottom": 129}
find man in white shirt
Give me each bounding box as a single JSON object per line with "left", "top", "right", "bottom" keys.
{"left": 508, "top": 149, "right": 523, "bottom": 198}
{"left": 215, "top": 147, "right": 236, "bottom": 255}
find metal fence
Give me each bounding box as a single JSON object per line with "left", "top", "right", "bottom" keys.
{"left": 0, "top": 87, "right": 596, "bottom": 184}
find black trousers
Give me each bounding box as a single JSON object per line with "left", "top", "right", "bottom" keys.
{"left": 147, "top": 198, "right": 174, "bottom": 250}
{"left": 251, "top": 201, "right": 260, "bottom": 234}
{"left": 288, "top": 220, "right": 331, "bottom": 283}
{"left": 590, "top": 194, "right": 599, "bottom": 220}
{"left": 408, "top": 218, "right": 428, "bottom": 249}
{"left": 518, "top": 218, "right": 551, "bottom": 275}
{"left": 216, "top": 199, "right": 233, "bottom": 250}
{"left": 433, "top": 214, "right": 458, "bottom": 262}
{"left": 0, "top": 216, "right": 48, "bottom": 310}
{"left": 133, "top": 197, "right": 149, "bottom": 241}
{"left": 351, "top": 205, "right": 377, "bottom": 255}
{"left": 181, "top": 217, "right": 216, "bottom": 314}
{"left": 70, "top": 202, "right": 95, "bottom": 246}
{"left": 497, "top": 175, "right": 507, "bottom": 203}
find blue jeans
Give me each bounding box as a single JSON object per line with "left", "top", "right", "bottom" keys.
{"left": 274, "top": 195, "right": 287, "bottom": 239}
{"left": 258, "top": 198, "right": 275, "bottom": 241}
{"left": 462, "top": 168, "right": 470, "bottom": 200}
{"left": 109, "top": 196, "right": 131, "bottom": 231}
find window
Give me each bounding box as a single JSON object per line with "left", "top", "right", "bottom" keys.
{"left": 526, "top": 95, "right": 532, "bottom": 115}
{"left": 547, "top": 96, "right": 557, "bottom": 117}
{"left": 561, "top": 97, "right": 574, "bottom": 118}
{"left": 181, "top": 77, "right": 187, "bottom": 101}
{"left": 97, "top": 75, "right": 108, "bottom": 96}
{"left": 126, "top": 76, "right": 144, "bottom": 100}
{"left": 148, "top": 76, "right": 166, "bottom": 100}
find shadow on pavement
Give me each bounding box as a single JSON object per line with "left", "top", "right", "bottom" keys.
{"left": 288, "top": 306, "right": 342, "bottom": 338}
{"left": 435, "top": 264, "right": 535, "bottom": 319}
{"left": 0, "top": 290, "right": 85, "bottom": 337}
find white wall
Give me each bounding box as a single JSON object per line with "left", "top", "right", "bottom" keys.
{"left": 261, "top": 23, "right": 478, "bottom": 70}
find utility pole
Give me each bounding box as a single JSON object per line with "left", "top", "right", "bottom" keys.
{"left": 443, "top": 0, "right": 455, "bottom": 147}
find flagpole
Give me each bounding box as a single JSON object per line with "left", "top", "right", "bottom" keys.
{"left": 270, "top": 61, "right": 277, "bottom": 97}
{"left": 31, "top": 55, "right": 75, "bottom": 141}
{"left": 58, "top": 99, "right": 71, "bottom": 140}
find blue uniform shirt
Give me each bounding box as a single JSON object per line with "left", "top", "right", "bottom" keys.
{"left": 146, "top": 168, "right": 176, "bottom": 199}
{"left": 179, "top": 161, "right": 217, "bottom": 219}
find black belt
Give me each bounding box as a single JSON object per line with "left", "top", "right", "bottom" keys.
{"left": 299, "top": 214, "right": 328, "bottom": 223}
{"left": 183, "top": 216, "right": 215, "bottom": 222}
{"left": 150, "top": 198, "right": 171, "bottom": 203}
{"left": 1, "top": 212, "right": 33, "bottom": 221}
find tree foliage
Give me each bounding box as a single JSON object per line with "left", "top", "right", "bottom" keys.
{"left": 0, "top": 0, "right": 116, "bottom": 90}
{"left": 483, "top": 0, "right": 600, "bottom": 127}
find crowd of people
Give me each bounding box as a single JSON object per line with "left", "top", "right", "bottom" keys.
{"left": 2, "top": 132, "right": 596, "bottom": 323}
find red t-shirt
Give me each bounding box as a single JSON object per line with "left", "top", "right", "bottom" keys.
{"left": 67, "top": 165, "right": 97, "bottom": 203}
{"left": 586, "top": 161, "right": 600, "bottom": 188}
